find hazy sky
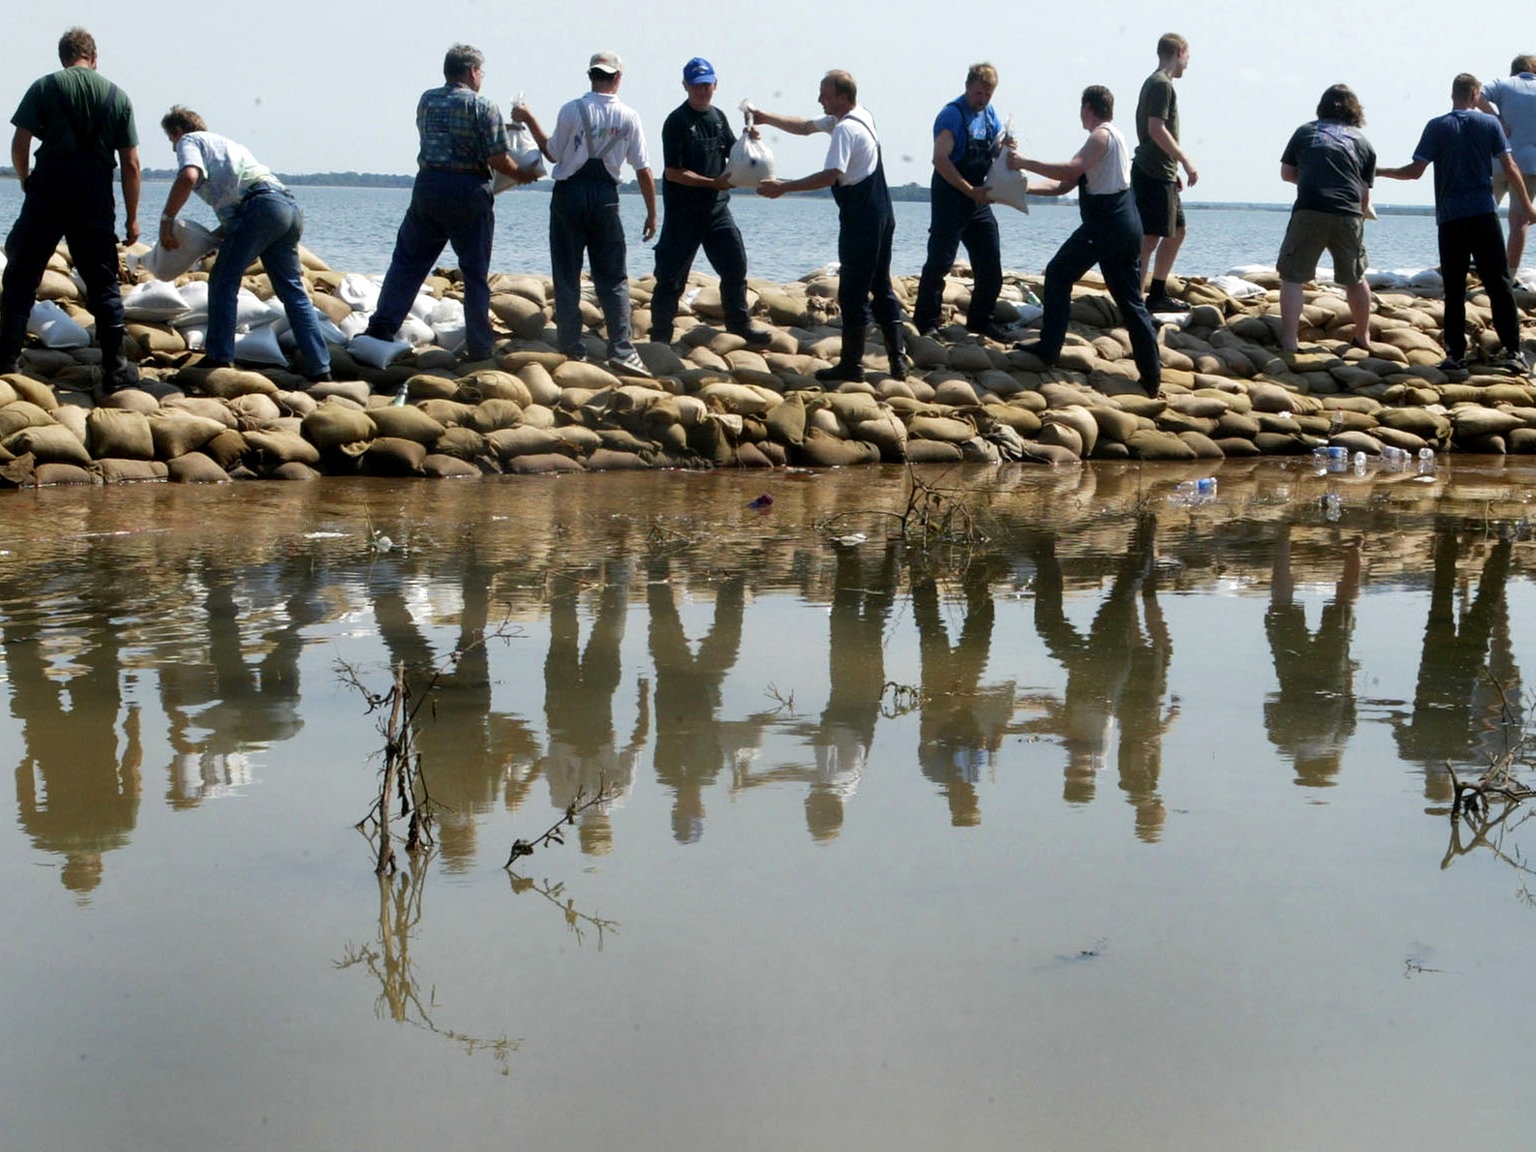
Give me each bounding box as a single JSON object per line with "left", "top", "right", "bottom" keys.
{"left": 4, "top": 2, "right": 1532, "bottom": 208}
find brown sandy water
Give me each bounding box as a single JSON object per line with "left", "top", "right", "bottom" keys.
{"left": 4, "top": 460, "right": 1536, "bottom": 1150}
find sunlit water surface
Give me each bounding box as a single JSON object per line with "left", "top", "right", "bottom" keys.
{"left": 5, "top": 460, "right": 1536, "bottom": 1151}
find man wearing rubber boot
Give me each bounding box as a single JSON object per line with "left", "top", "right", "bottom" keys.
{"left": 912, "top": 63, "right": 1009, "bottom": 341}
{"left": 1, "top": 27, "right": 140, "bottom": 392}
{"left": 753, "top": 70, "right": 905, "bottom": 382}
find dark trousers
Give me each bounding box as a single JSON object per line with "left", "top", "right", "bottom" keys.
{"left": 913, "top": 178, "right": 1002, "bottom": 331}
{"left": 1038, "top": 192, "right": 1161, "bottom": 391}
{"left": 550, "top": 175, "right": 635, "bottom": 358}
{"left": 1, "top": 155, "right": 125, "bottom": 367}
{"left": 372, "top": 169, "right": 496, "bottom": 358}
{"left": 837, "top": 208, "right": 901, "bottom": 330}
{"left": 1438, "top": 212, "right": 1521, "bottom": 360}
{"left": 650, "top": 201, "right": 750, "bottom": 337}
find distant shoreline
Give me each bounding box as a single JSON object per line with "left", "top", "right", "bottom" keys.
{"left": 0, "top": 168, "right": 1440, "bottom": 215}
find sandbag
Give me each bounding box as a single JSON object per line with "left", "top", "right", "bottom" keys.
{"left": 131, "top": 219, "right": 219, "bottom": 280}
{"left": 349, "top": 333, "right": 410, "bottom": 369}
{"left": 984, "top": 144, "right": 1029, "bottom": 213}
{"left": 95, "top": 458, "right": 169, "bottom": 484}
{"left": 168, "top": 452, "right": 234, "bottom": 483}
{"left": 87, "top": 408, "right": 155, "bottom": 460}
{"left": 122, "top": 279, "right": 190, "bottom": 322}
{"left": 28, "top": 299, "right": 91, "bottom": 348}
{"left": 725, "top": 127, "right": 775, "bottom": 188}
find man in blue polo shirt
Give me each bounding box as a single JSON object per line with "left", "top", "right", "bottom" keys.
{"left": 912, "top": 64, "right": 1009, "bottom": 341}
{"left": 1379, "top": 72, "right": 1535, "bottom": 376}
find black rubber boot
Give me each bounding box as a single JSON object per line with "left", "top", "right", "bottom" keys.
{"left": 0, "top": 310, "right": 27, "bottom": 374}
{"left": 815, "top": 324, "right": 867, "bottom": 383}
{"left": 881, "top": 322, "right": 908, "bottom": 381}
{"left": 98, "top": 325, "right": 138, "bottom": 393}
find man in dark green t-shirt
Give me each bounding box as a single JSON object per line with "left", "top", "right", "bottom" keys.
{"left": 2, "top": 27, "right": 140, "bottom": 389}
{"left": 1132, "top": 32, "right": 1198, "bottom": 313}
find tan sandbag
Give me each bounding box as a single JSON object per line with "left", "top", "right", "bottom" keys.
{"left": 168, "top": 452, "right": 233, "bottom": 483}
{"left": 1043, "top": 406, "right": 1099, "bottom": 455}
{"left": 307, "top": 378, "right": 373, "bottom": 406}
{"left": 515, "top": 362, "right": 562, "bottom": 406}
{"left": 985, "top": 403, "right": 1044, "bottom": 437}
{"left": 269, "top": 460, "right": 323, "bottom": 481}
{"left": 87, "top": 408, "right": 154, "bottom": 459}
{"left": 907, "top": 414, "right": 976, "bottom": 443}
{"left": 734, "top": 441, "right": 778, "bottom": 468}
{"left": 505, "top": 453, "right": 584, "bottom": 473}
{"left": 1177, "top": 431, "right": 1225, "bottom": 458}
{"left": 1126, "top": 429, "right": 1198, "bottom": 460}
{"left": 765, "top": 391, "right": 809, "bottom": 447}
{"left": 431, "top": 426, "right": 489, "bottom": 461}
{"left": 1377, "top": 407, "right": 1451, "bottom": 440}
{"left": 489, "top": 292, "right": 548, "bottom": 340}
{"left": 199, "top": 367, "right": 280, "bottom": 399}
{"left": 33, "top": 461, "right": 96, "bottom": 486}
{"left": 398, "top": 373, "right": 459, "bottom": 402}
{"left": 52, "top": 404, "right": 87, "bottom": 443}
{"left": 933, "top": 378, "right": 983, "bottom": 407}
{"left": 699, "top": 380, "right": 782, "bottom": 417}
{"left": 243, "top": 428, "right": 322, "bottom": 467}
{"left": 904, "top": 438, "right": 965, "bottom": 464}
{"left": 850, "top": 411, "right": 908, "bottom": 460}
{"left": 459, "top": 369, "right": 533, "bottom": 407}
{"left": 126, "top": 322, "right": 186, "bottom": 355}
{"left": 796, "top": 426, "right": 882, "bottom": 467}
{"left": 228, "top": 393, "right": 283, "bottom": 427}
{"left": 0, "top": 379, "right": 16, "bottom": 407}
{"left": 369, "top": 405, "right": 446, "bottom": 445}
{"left": 582, "top": 447, "right": 650, "bottom": 470}
{"left": 302, "top": 405, "right": 376, "bottom": 450}
{"left": 1035, "top": 421, "right": 1083, "bottom": 456}
{"left": 553, "top": 360, "right": 620, "bottom": 389}
{"left": 1016, "top": 441, "right": 1082, "bottom": 466}
{"left": 420, "top": 453, "right": 481, "bottom": 477}
{"left": 486, "top": 425, "right": 565, "bottom": 459}
{"left": 363, "top": 436, "right": 427, "bottom": 475}
{"left": 414, "top": 398, "right": 477, "bottom": 427}
{"left": 0, "top": 400, "right": 58, "bottom": 438}
{"left": 2, "top": 373, "right": 60, "bottom": 411}
{"left": 5, "top": 424, "right": 92, "bottom": 466}
{"left": 824, "top": 392, "right": 883, "bottom": 425}
{"left": 146, "top": 412, "right": 226, "bottom": 459}
{"left": 520, "top": 403, "right": 556, "bottom": 430}
{"left": 552, "top": 424, "right": 603, "bottom": 453}
{"left": 160, "top": 395, "right": 236, "bottom": 427}
{"left": 95, "top": 458, "right": 168, "bottom": 483}
{"left": 1088, "top": 405, "right": 1140, "bottom": 443}
{"left": 1451, "top": 406, "right": 1526, "bottom": 438}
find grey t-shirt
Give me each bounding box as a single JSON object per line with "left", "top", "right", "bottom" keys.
{"left": 1133, "top": 69, "right": 1179, "bottom": 181}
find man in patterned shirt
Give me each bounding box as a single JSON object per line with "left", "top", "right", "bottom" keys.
{"left": 362, "top": 43, "right": 535, "bottom": 363}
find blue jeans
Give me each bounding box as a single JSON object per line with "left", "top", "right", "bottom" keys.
{"left": 550, "top": 175, "right": 635, "bottom": 359}
{"left": 371, "top": 169, "right": 496, "bottom": 358}
{"left": 208, "top": 187, "right": 330, "bottom": 377}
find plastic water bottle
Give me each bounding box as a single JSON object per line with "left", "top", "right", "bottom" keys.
{"left": 1417, "top": 446, "right": 1436, "bottom": 474}
{"left": 1380, "top": 445, "right": 1410, "bottom": 471}
{"left": 392, "top": 381, "right": 410, "bottom": 407}
{"left": 1322, "top": 491, "right": 1342, "bottom": 522}
{"left": 1313, "top": 444, "right": 1348, "bottom": 473}
{"left": 1173, "top": 477, "right": 1218, "bottom": 506}
{"left": 1330, "top": 410, "right": 1344, "bottom": 433}
{"left": 1352, "top": 451, "right": 1367, "bottom": 476}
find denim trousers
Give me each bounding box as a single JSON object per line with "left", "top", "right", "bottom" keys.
{"left": 649, "top": 200, "right": 750, "bottom": 337}
{"left": 372, "top": 170, "right": 496, "bottom": 358}
{"left": 912, "top": 177, "right": 1002, "bottom": 331}
{"left": 550, "top": 176, "right": 636, "bottom": 358}
{"left": 207, "top": 187, "right": 329, "bottom": 376}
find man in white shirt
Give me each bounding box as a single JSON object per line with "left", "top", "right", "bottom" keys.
{"left": 753, "top": 71, "right": 905, "bottom": 382}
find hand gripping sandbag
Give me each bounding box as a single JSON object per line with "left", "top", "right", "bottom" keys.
{"left": 494, "top": 95, "right": 547, "bottom": 194}
{"left": 130, "top": 218, "right": 220, "bottom": 280}
{"left": 984, "top": 115, "right": 1029, "bottom": 214}
{"left": 725, "top": 100, "right": 775, "bottom": 188}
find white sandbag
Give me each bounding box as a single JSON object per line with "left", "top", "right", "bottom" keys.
{"left": 178, "top": 280, "right": 211, "bottom": 313}
{"left": 1207, "top": 275, "right": 1267, "bottom": 300}
{"left": 236, "top": 289, "right": 283, "bottom": 329}
{"left": 407, "top": 292, "right": 437, "bottom": 322}
{"left": 398, "top": 315, "right": 436, "bottom": 347}
{"left": 273, "top": 309, "right": 350, "bottom": 351}
{"left": 338, "top": 312, "right": 370, "bottom": 339}
{"left": 428, "top": 297, "right": 467, "bottom": 352}
{"left": 984, "top": 148, "right": 1029, "bottom": 214}
{"left": 1364, "top": 268, "right": 1409, "bottom": 290}
{"left": 233, "top": 323, "right": 288, "bottom": 366}
{"left": 338, "top": 272, "right": 383, "bottom": 313}
{"left": 1409, "top": 268, "right": 1443, "bottom": 290}
{"left": 28, "top": 299, "right": 91, "bottom": 348}
{"left": 348, "top": 332, "right": 410, "bottom": 368}
{"left": 1226, "top": 263, "right": 1277, "bottom": 279}
{"left": 725, "top": 107, "right": 775, "bottom": 189}
{"left": 122, "top": 279, "right": 190, "bottom": 322}
{"left": 493, "top": 114, "right": 546, "bottom": 193}
{"left": 130, "top": 218, "right": 220, "bottom": 281}
{"left": 181, "top": 326, "right": 206, "bottom": 351}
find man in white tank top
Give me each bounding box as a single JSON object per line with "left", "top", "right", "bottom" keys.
{"left": 1007, "top": 85, "right": 1161, "bottom": 397}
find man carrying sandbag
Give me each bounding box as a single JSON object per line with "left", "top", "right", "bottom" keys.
{"left": 361, "top": 43, "right": 536, "bottom": 365}
{"left": 516, "top": 51, "right": 657, "bottom": 378}
{"left": 912, "top": 63, "right": 1011, "bottom": 342}
{"left": 754, "top": 71, "right": 905, "bottom": 382}
{"left": 648, "top": 57, "right": 773, "bottom": 348}
{"left": 1, "top": 27, "right": 140, "bottom": 391}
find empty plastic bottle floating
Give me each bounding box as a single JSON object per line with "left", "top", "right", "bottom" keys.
{"left": 1171, "top": 477, "right": 1218, "bottom": 506}
{"left": 1312, "top": 445, "right": 1349, "bottom": 473}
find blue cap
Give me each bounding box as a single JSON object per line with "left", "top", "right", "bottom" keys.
{"left": 683, "top": 57, "right": 717, "bottom": 85}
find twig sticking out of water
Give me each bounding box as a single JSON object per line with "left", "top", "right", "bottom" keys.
{"left": 504, "top": 779, "right": 623, "bottom": 869}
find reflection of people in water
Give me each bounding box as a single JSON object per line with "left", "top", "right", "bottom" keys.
{"left": 370, "top": 546, "right": 540, "bottom": 867}
{"left": 913, "top": 557, "right": 1013, "bottom": 828}
{"left": 1392, "top": 529, "right": 1522, "bottom": 801}
{"left": 808, "top": 544, "right": 899, "bottom": 839}
{"left": 7, "top": 600, "right": 141, "bottom": 895}
{"left": 1264, "top": 527, "right": 1361, "bottom": 788}
{"left": 649, "top": 560, "right": 744, "bottom": 844}
{"left": 1032, "top": 513, "right": 1174, "bottom": 839}
{"left": 542, "top": 563, "right": 637, "bottom": 855}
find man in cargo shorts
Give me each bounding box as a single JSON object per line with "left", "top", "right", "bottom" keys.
{"left": 1132, "top": 32, "right": 1198, "bottom": 313}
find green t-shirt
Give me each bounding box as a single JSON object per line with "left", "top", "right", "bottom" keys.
{"left": 12, "top": 65, "right": 137, "bottom": 168}
{"left": 1132, "top": 69, "right": 1178, "bottom": 182}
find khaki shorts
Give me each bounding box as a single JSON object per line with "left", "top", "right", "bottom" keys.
{"left": 1276, "top": 208, "right": 1367, "bottom": 285}
{"left": 1492, "top": 169, "right": 1536, "bottom": 209}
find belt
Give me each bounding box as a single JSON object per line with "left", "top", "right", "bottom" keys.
{"left": 241, "top": 181, "right": 285, "bottom": 201}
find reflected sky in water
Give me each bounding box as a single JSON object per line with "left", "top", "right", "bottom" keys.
{"left": 4, "top": 461, "right": 1536, "bottom": 1150}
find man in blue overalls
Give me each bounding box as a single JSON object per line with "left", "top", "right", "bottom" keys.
{"left": 753, "top": 71, "right": 905, "bottom": 382}
{"left": 912, "top": 64, "right": 1010, "bottom": 341}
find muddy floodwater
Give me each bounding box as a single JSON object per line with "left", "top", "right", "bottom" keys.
{"left": 7, "top": 460, "right": 1536, "bottom": 1150}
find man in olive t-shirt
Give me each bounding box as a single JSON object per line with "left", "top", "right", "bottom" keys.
{"left": 2, "top": 27, "right": 140, "bottom": 389}
{"left": 1132, "top": 32, "right": 1198, "bottom": 313}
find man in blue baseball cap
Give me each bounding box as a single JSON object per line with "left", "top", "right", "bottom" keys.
{"left": 648, "top": 56, "right": 772, "bottom": 346}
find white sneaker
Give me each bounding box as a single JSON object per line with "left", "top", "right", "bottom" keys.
{"left": 608, "top": 350, "right": 653, "bottom": 378}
